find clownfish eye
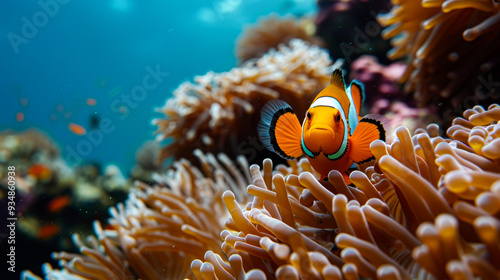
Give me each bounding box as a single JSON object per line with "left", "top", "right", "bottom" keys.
{"left": 335, "top": 114, "right": 340, "bottom": 122}
{"left": 306, "top": 111, "right": 311, "bottom": 119}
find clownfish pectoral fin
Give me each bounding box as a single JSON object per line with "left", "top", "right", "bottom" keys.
{"left": 258, "top": 100, "right": 303, "bottom": 159}
{"left": 349, "top": 80, "right": 365, "bottom": 116}
{"left": 349, "top": 114, "right": 387, "bottom": 164}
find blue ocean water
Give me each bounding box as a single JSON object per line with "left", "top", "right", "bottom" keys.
{"left": 1, "top": 0, "right": 316, "bottom": 174}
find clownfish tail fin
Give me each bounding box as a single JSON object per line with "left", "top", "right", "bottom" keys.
{"left": 349, "top": 114, "right": 387, "bottom": 164}
{"left": 258, "top": 100, "right": 303, "bottom": 159}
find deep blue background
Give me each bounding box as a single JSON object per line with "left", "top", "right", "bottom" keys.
{"left": 1, "top": 0, "right": 316, "bottom": 173}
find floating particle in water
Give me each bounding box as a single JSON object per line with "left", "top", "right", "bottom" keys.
{"left": 107, "top": 86, "right": 122, "bottom": 98}
{"left": 93, "top": 78, "right": 108, "bottom": 89}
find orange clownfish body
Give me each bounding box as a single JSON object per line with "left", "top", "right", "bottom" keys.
{"left": 258, "top": 69, "right": 386, "bottom": 182}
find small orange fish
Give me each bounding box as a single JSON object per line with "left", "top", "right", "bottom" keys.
{"left": 28, "top": 163, "right": 52, "bottom": 181}
{"left": 69, "top": 123, "right": 86, "bottom": 135}
{"left": 86, "top": 98, "right": 97, "bottom": 106}
{"left": 38, "top": 224, "right": 60, "bottom": 239}
{"left": 48, "top": 195, "right": 71, "bottom": 213}
{"left": 16, "top": 112, "right": 24, "bottom": 122}
{"left": 258, "top": 69, "right": 386, "bottom": 182}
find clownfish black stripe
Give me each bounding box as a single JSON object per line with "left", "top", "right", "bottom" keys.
{"left": 360, "top": 117, "right": 386, "bottom": 142}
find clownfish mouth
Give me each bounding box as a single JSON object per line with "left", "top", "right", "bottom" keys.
{"left": 305, "top": 124, "right": 338, "bottom": 154}
{"left": 311, "top": 124, "right": 334, "bottom": 132}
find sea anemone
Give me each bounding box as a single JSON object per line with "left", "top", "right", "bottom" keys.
{"left": 236, "top": 15, "right": 325, "bottom": 63}
{"left": 154, "top": 39, "right": 339, "bottom": 166}
{"left": 27, "top": 103, "right": 500, "bottom": 279}
{"left": 23, "top": 151, "right": 252, "bottom": 280}
{"left": 193, "top": 104, "right": 500, "bottom": 279}
{"left": 378, "top": 0, "right": 500, "bottom": 118}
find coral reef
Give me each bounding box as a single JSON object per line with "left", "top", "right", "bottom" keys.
{"left": 350, "top": 55, "right": 406, "bottom": 107}
{"left": 236, "top": 15, "right": 325, "bottom": 64}
{"left": 380, "top": 101, "right": 441, "bottom": 135}
{"left": 350, "top": 55, "right": 441, "bottom": 134}
{"left": 154, "top": 39, "right": 340, "bottom": 166}
{"left": 0, "top": 129, "right": 131, "bottom": 274}
{"left": 378, "top": 0, "right": 500, "bottom": 119}
{"left": 131, "top": 140, "right": 163, "bottom": 183}
{"left": 0, "top": 129, "right": 59, "bottom": 164}
{"left": 315, "top": 0, "right": 392, "bottom": 64}
{"left": 23, "top": 151, "right": 252, "bottom": 279}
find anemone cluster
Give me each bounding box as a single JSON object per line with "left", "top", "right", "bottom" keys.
{"left": 23, "top": 151, "right": 253, "bottom": 280}
{"left": 378, "top": 0, "right": 500, "bottom": 115}
{"left": 25, "top": 104, "right": 500, "bottom": 279}
{"left": 154, "top": 39, "right": 339, "bottom": 166}
{"left": 190, "top": 104, "right": 500, "bottom": 280}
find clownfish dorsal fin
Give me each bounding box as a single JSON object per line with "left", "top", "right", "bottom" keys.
{"left": 330, "top": 69, "right": 346, "bottom": 90}
{"left": 349, "top": 81, "right": 365, "bottom": 116}
{"left": 312, "top": 69, "right": 347, "bottom": 102}
{"left": 347, "top": 80, "right": 365, "bottom": 135}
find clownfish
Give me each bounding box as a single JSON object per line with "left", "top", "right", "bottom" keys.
{"left": 258, "top": 69, "right": 386, "bottom": 182}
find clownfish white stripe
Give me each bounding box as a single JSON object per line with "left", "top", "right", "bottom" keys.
{"left": 311, "top": 96, "right": 341, "bottom": 110}
{"left": 346, "top": 87, "right": 358, "bottom": 136}
{"left": 304, "top": 96, "right": 348, "bottom": 160}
